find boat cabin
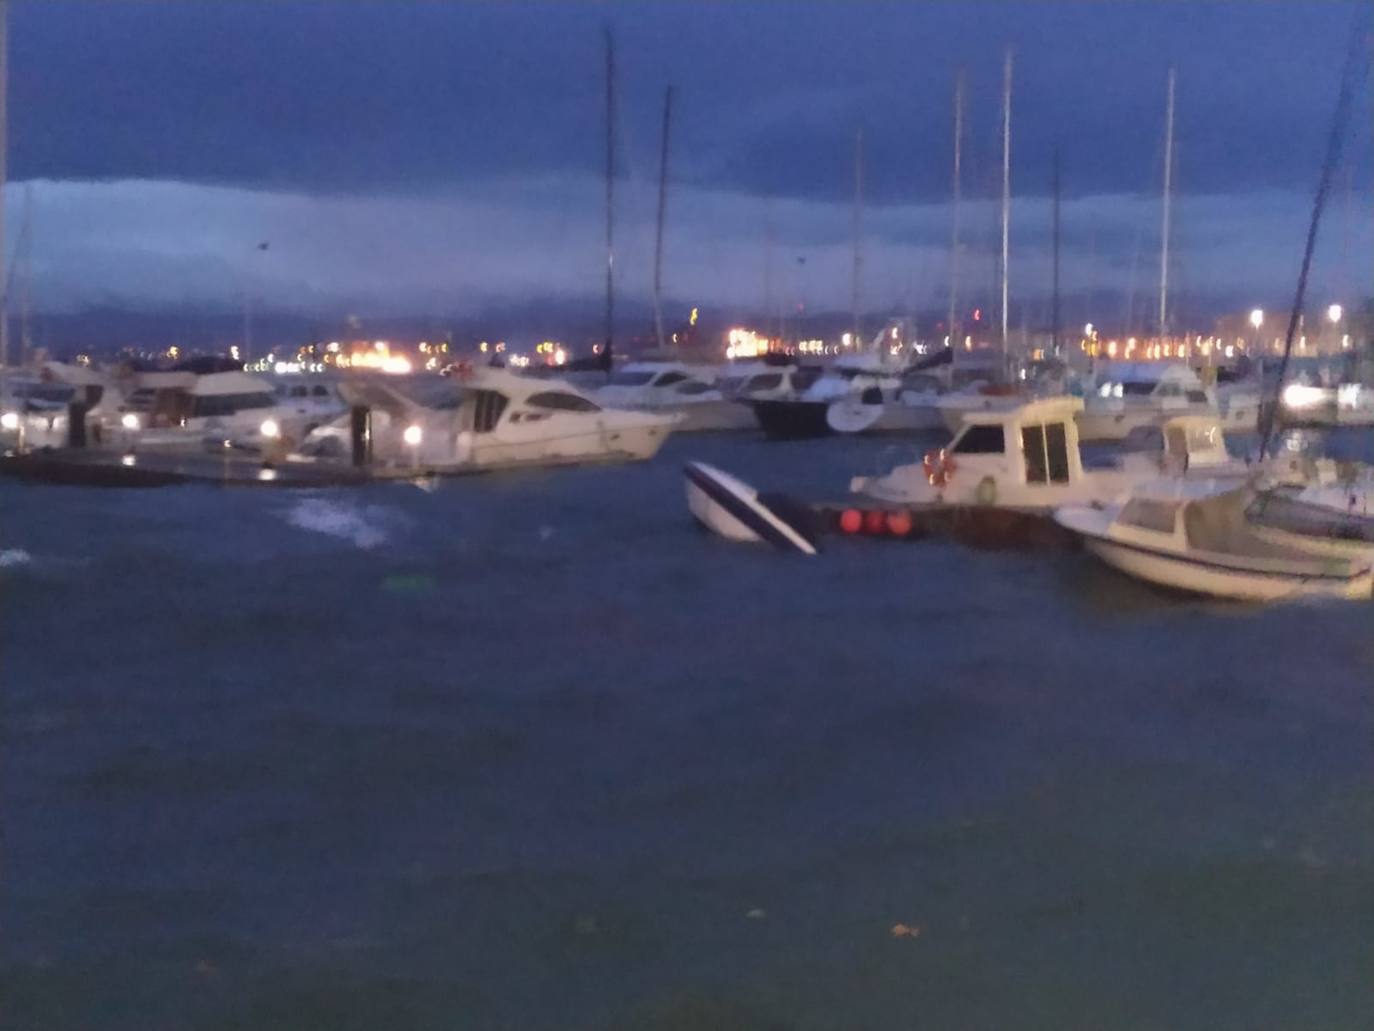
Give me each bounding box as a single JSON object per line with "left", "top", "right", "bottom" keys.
{"left": 1091, "top": 362, "right": 1210, "bottom": 405}
{"left": 944, "top": 396, "right": 1087, "bottom": 488}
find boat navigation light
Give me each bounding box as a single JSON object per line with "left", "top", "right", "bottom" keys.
{"left": 403, "top": 424, "right": 423, "bottom": 447}
{"left": 121, "top": 413, "right": 141, "bottom": 431}
{"left": 260, "top": 419, "right": 281, "bottom": 439}
{"left": 0, "top": 412, "right": 18, "bottom": 431}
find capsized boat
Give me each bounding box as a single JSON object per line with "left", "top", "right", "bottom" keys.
{"left": 850, "top": 398, "right": 1246, "bottom": 511}
{"left": 683, "top": 461, "right": 819, "bottom": 554}
{"left": 1055, "top": 479, "right": 1373, "bottom": 602}
{"left": 303, "top": 367, "right": 675, "bottom": 471}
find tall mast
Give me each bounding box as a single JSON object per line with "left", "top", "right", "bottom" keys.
{"left": 603, "top": 28, "right": 616, "bottom": 357}
{"left": 0, "top": 0, "right": 9, "bottom": 368}
{"left": 851, "top": 126, "right": 863, "bottom": 348}
{"left": 652, "top": 84, "right": 673, "bottom": 350}
{"left": 1000, "top": 48, "right": 1012, "bottom": 362}
{"left": 1052, "top": 145, "right": 1061, "bottom": 356}
{"left": 1159, "top": 66, "right": 1175, "bottom": 342}
{"left": 947, "top": 70, "right": 964, "bottom": 350}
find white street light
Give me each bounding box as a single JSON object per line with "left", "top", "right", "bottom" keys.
{"left": 1249, "top": 308, "right": 1264, "bottom": 330}
{"left": 1327, "top": 303, "right": 1343, "bottom": 324}
{"left": 0, "top": 411, "right": 18, "bottom": 431}
{"left": 403, "top": 424, "right": 423, "bottom": 447}
{"left": 121, "top": 412, "right": 140, "bottom": 431}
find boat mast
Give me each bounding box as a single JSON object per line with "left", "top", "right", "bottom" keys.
{"left": 1052, "top": 144, "right": 1061, "bottom": 357}
{"left": 851, "top": 127, "right": 863, "bottom": 350}
{"left": 947, "top": 70, "right": 963, "bottom": 351}
{"left": 0, "top": 0, "right": 9, "bottom": 369}
{"left": 603, "top": 28, "right": 616, "bottom": 359}
{"left": 652, "top": 84, "right": 673, "bottom": 350}
{"left": 999, "top": 49, "right": 1012, "bottom": 366}
{"left": 1159, "top": 66, "right": 1175, "bottom": 344}
{"left": 1258, "top": 31, "right": 1360, "bottom": 457}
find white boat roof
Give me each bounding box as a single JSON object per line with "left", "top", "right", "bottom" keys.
{"left": 1097, "top": 361, "right": 1202, "bottom": 386}
{"left": 959, "top": 394, "right": 1084, "bottom": 425}
{"left": 1127, "top": 477, "right": 1246, "bottom": 503}
{"left": 619, "top": 361, "right": 714, "bottom": 378}
{"left": 134, "top": 370, "right": 197, "bottom": 389}
{"left": 191, "top": 371, "right": 276, "bottom": 396}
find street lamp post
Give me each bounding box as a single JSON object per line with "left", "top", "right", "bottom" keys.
{"left": 1249, "top": 308, "right": 1264, "bottom": 355}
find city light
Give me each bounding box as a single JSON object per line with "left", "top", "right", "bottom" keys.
{"left": 1249, "top": 308, "right": 1264, "bottom": 330}
{"left": 403, "top": 424, "right": 423, "bottom": 447}
{"left": 1, "top": 411, "right": 19, "bottom": 430}
{"left": 121, "top": 413, "right": 140, "bottom": 430}
{"left": 1327, "top": 303, "right": 1343, "bottom": 324}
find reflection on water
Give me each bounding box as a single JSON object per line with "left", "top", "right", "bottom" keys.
{"left": 2, "top": 429, "right": 1372, "bottom": 1029}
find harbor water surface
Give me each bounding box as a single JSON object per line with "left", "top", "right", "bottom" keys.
{"left": 3, "top": 431, "right": 1372, "bottom": 1029}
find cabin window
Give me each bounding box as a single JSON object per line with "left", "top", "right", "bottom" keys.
{"left": 1119, "top": 498, "right": 1178, "bottom": 533}
{"left": 1121, "top": 382, "right": 1155, "bottom": 397}
{"left": 1045, "top": 423, "right": 1070, "bottom": 481}
{"left": 859, "top": 386, "right": 884, "bottom": 405}
{"left": 744, "top": 373, "right": 782, "bottom": 392}
{"left": 607, "top": 371, "right": 654, "bottom": 387}
{"left": 1022, "top": 423, "right": 1070, "bottom": 484}
{"left": 654, "top": 372, "right": 689, "bottom": 387}
{"left": 527, "top": 391, "right": 600, "bottom": 413}
{"left": 471, "top": 390, "right": 509, "bottom": 433}
{"left": 953, "top": 425, "right": 1005, "bottom": 454}
{"left": 312, "top": 385, "right": 331, "bottom": 398}
{"left": 675, "top": 381, "right": 713, "bottom": 396}
{"left": 1186, "top": 390, "right": 1208, "bottom": 404}
{"left": 191, "top": 392, "right": 277, "bottom": 418}
{"left": 288, "top": 386, "right": 308, "bottom": 398}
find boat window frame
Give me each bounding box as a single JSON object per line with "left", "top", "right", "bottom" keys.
{"left": 526, "top": 391, "right": 602, "bottom": 413}
{"left": 1118, "top": 497, "right": 1180, "bottom": 534}
{"left": 951, "top": 423, "right": 1006, "bottom": 455}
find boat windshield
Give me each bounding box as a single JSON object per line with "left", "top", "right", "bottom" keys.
{"left": 952, "top": 425, "right": 1005, "bottom": 454}
{"left": 1118, "top": 497, "right": 1178, "bottom": 533}
{"left": 608, "top": 371, "right": 655, "bottom": 387}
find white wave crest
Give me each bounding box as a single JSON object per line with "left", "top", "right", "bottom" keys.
{"left": 283, "top": 498, "right": 391, "bottom": 549}
{"left": 0, "top": 548, "right": 33, "bottom": 568}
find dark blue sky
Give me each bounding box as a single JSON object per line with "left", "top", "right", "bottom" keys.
{"left": 9, "top": 1, "right": 1373, "bottom": 328}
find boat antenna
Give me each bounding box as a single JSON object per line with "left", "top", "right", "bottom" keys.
{"left": 1258, "top": 25, "right": 1365, "bottom": 458}
{"left": 948, "top": 69, "right": 964, "bottom": 353}
{"left": 652, "top": 84, "right": 673, "bottom": 351}
{"left": 603, "top": 27, "right": 616, "bottom": 367}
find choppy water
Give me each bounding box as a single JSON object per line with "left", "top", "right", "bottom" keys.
{"left": 3, "top": 430, "right": 1373, "bottom": 1030}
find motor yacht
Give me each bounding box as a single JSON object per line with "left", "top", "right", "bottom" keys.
{"left": 1077, "top": 362, "right": 1229, "bottom": 442}
{"left": 303, "top": 367, "right": 675, "bottom": 471}
{"left": 593, "top": 360, "right": 752, "bottom": 432}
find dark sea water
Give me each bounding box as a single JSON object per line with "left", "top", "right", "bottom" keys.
{"left": 3, "top": 430, "right": 1373, "bottom": 1030}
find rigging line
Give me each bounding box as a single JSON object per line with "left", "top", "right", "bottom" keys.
{"left": 1259, "top": 19, "right": 1368, "bottom": 458}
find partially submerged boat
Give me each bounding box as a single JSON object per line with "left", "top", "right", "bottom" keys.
{"left": 683, "top": 461, "right": 819, "bottom": 554}
{"left": 1056, "top": 480, "right": 1373, "bottom": 602}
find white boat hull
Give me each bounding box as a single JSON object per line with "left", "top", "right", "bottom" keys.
{"left": 683, "top": 461, "right": 817, "bottom": 554}
{"left": 1057, "top": 505, "right": 1373, "bottom": 602}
